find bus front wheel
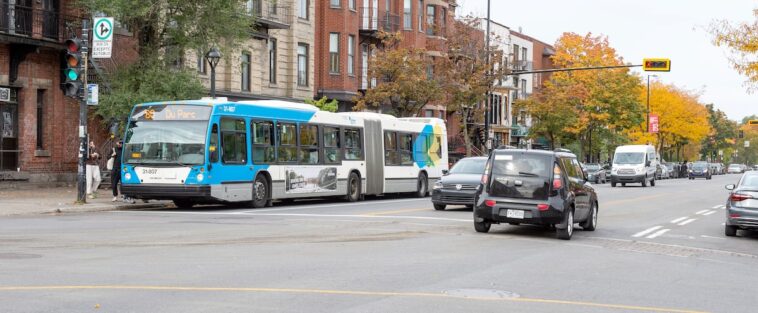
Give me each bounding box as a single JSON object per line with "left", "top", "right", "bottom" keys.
{"left": 346, "top": 172, "right": 360, "bottom": 202}
{"left": 252, "top": 175, "right": 269, "bottom": 208}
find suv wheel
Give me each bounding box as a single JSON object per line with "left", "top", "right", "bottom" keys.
{"left": 474, "top": 219, "right": 491, "bottom": 233}
{"left": 611, "top": 181, "right": 616, "bottom": 187}
{"left": 433, "top": 203, "right": 446, "bottom": 211}
{"left": 641, "top": 176, "right": 648, "bottom": 187}
{"left": 556, "top": 209, "right": 574, "bottom": 240}
{"left": 581, "top": 202, "right": 597, "bottom": 231}
{"left": 725, "top": 225, "right": 738, "bottom": 237}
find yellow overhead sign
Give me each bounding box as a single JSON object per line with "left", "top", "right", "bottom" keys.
{"left": 643, "top": 58, "right": 671, "bottom": 72}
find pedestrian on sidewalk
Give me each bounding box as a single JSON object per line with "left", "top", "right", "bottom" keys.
{"left": 110, "top": 140, "right": 123, "bottom": 202}
{"left": 86, "top": 140, "right": 102, "bottom": 199}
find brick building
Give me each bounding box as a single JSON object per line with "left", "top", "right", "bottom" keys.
{"left": 314, "top": 0, "right": 456, "bottom": 114}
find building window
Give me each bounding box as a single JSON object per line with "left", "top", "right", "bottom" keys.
{"left": 197, "top": 51, "right": 206, "bottom": 74}
{"left": 221, "top": 119, "right": 248, "bottom": 164}
{"left": 522, "top": 47, "right": 527, "bottom": 63}
{"left": 418, "top": 0, "right": 424, "bottom": 32}
{"left": 329, "top": 33, "right": 340, "bottom": 74}
{"left": 426, "top": 5, "right": 435, "bottom": 35}
{"left": 298, "top": 0, "right": 309, "bottom": 19}
{"left": 424, "top": 109, "right": 433, "bottom": 117}
{"left": 269, "top": 38, "right": 277, "bottom": 83}
{"left": 403, "top": 0, "right": 411, "bottom": 29}
{"left": 347, "top": 35, "right": 355, "bottom": 75}
{"left": 331, "top": 0, "right": 340, "bottom": 8}
{"left": 438, "top": 110, "right": 445, "bottom": 119}
{"left": 36, "top": 89, "right": 44, "bottom": 149}
{"left": 241, "top": 52, "right": 251, "bottom": 91}
{"left": 521, "top": 79, "right": 527, "bottom": 96}
{"left": 298, "top": 43, "right": 309, "bottom": 86}
{"left": 426, "top": 63, "right": 433, "bottom": 80}
{"left": 349, "top": 0, "right": 355, "bottom": 10}
{"left": 440, "top": 8, "right": 446, "bottom": 32}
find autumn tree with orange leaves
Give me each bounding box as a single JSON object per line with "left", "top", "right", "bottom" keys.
{"left": 516, "top": 32, "right": 643, "bottom": 161}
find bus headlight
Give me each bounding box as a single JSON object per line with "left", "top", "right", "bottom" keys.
{"left": 196, "top": 173, "right": 204, "bottom": 182}
{"left": 124, "top": 173, "right": 132, "bottom": 180}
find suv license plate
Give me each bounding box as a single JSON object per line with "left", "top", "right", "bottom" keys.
{"left": 506, "top": 209, "right": 524, "bottom": 219}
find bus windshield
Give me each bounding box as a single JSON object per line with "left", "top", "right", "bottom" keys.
{"left": 124, "top": 120, "right": 208, "bottom": 165}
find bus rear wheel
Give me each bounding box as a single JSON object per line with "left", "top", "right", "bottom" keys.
{"left": 415, "top": 173, "right": 428, "bottom": 198}
{"left": 252, "top": 175, "right": 269, "bottom": 208}
{"left": 346, "top": 172, "right": 360, "bottom": 202}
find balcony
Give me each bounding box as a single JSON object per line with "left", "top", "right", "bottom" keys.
{"left": 511, "top": 60, "right": 533, "bottom": 72}
{"left": 359, "top": 7, "right": 400, "bottom": 36}
{"left": 0, "top": 2, "right": 78, "bottom": 46}
{"left": 247, "top": 0, "right": 292, "bottom": 35}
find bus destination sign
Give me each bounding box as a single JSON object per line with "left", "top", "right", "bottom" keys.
{"left": 132, "top": 105, "right": 211, "bottom": 121}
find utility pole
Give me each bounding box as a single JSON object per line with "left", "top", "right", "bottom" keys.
{"left": 646, "top": 75, "right": 650, "bottom": 133}
{"left": 483, "top": 0, "right": 491, "bottom": 153}
{"left": 77, "top": 19, "right": 90, "bottom": 203}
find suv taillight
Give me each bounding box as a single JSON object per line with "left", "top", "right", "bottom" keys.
{"left": 552, "top": 164, "right": 563, "bottom": 190}
{"left": 481, "top": 159, "right": 492, "bottom": 186}
{"left": 731, "top": 193, "right": 753, "bottom": 202}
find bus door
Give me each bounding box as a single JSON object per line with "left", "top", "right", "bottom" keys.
{"left": 215, "top": 117, "right": 254, "bottom": 202}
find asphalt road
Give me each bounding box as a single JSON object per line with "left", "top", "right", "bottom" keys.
{"left": 1, "top": 173, "right": 756, "bottom": 313}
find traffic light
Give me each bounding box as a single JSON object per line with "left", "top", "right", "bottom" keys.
{"left": 643, "top": 58, "right": 671, "bottom": 72}
{"left": 739, "top": 130, "right": 744, "bottom": 139}
{"left": 61, "top": 37, "right": 83, "bottom": 98}
{"left": 749, "top": 120, "right": 758, "bottom": 126}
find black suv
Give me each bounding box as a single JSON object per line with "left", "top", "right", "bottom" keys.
{"left": 473, "top": 149, "right": 599, "bottom": 240}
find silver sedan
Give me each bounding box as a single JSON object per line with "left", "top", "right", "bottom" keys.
{"left": 725, "top": 171, "right": 758, "bottom": 236}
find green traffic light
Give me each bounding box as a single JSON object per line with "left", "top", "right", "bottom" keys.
{"left": 64, "top": 68, "right": 79, "bottom": 81}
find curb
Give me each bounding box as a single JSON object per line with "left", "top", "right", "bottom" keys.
{"left": 1, "top": 202, "right": 170, "bottom": 217}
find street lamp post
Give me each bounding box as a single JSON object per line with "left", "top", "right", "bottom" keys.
{"left": 205, "top": 47, "right": 222, "bottom": 99}
{"left": 483, "top": 0, "right": 491, "bottom": 153}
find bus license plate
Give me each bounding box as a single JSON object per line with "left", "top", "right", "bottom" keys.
{"left": 506, "top": 209, "right": 524, "bottom": 219}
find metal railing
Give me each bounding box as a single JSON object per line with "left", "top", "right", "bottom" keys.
{"left": 359, "top": 7, "right": 400, "bottom": 33}
{"left": 246, "top": 0, "right": 292, "bottom": 27}
{"left": 511, "top": 60, "right": 533, "bottom": 72}
{"left": 0, "top": 2, "right": 78, "bottom": 41}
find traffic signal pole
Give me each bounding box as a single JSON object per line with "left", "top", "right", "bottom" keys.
{"left": 77, "top": 19, "right": 90, "bottom": 203}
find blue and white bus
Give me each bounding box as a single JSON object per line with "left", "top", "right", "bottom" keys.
{"left": 120, "top": 98, "right": 448, "bottom": 208}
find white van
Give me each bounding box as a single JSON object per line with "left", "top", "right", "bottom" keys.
{"left": 610, "top": 145, "right": 658, "bottom": 187}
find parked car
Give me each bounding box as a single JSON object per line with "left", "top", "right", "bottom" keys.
{"left": 431, "top": 157, "right": 487, "bottom": 211}
{"left": 724, "top": 171, "right": 758, "bottom": 237}
{"left": 689, "top": 162, "right": 712, "bottom": 180}
{"left": 610, "top": 145, "right": 658, "bottom": 187}
{"left": 665, "top": 163, "right": 680, "bottom": 179}
{"left": 583, "top": 163, "right": 607, "bottom": 184}
{"left": 728, "top": 163, "right": 744, "bottom": 174}
{"left": 473, "top": 149, "right": 598, "bottom": 240}
{"left": 656, "top": 163, "right": 670, "bottom": 180}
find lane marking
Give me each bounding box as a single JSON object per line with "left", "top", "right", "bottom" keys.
{"left": 717, "top": 205, "right": 726, "bottom": 209}
{"left": 646, "top": 229, "right": 670, "bottom": 239}
{"left": 700, "top": 235, "right": 725, "bottom": 240}
{"left": 632, "top": 226, "right": 663, "bottom": 238}
{"left": 0, "top": 285, "right": 708, "bottom": 313}
{"left": 604, "top": 193, "right": 669, "bottom": 206}
{"left": 241, "top": 212, "right": 470, "bottom": 223}
{"left": 703, "top": 211, "right": 716, "bottom": 216}
{"left": 678, "top": 219, "right": 697, "bottom": 226}
{"left": 364, "top": 208, "right": 430, "bottom": 216}
{"left": 670, "top": 217, "right": 688, "bottom": 224}
{"left": 695, "top": 209, "right": 709, "bottom": 215}
{"left": 711, "top": 205, "right": 721, "bottom": 209}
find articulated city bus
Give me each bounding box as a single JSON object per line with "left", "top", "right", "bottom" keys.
{"left": 120, "top": 98, "right": 448, "bottom": 208}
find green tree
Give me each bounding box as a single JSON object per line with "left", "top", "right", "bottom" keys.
{"left": 78, "top": 0, "right": 256, "bottom": 121}
{"left": 355, "top": 32, "right": 441, "bottom": 117}
{"left": 700, "top": 104, "right": 738, "bottom": 161}
{"left": 306, "top": 97, "right": 339, "bottom": 113}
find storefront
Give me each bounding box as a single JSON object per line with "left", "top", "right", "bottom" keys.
{"left": 0, "top": 86, "right": 18, "bottom": 171}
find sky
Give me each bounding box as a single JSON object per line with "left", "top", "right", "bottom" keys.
{"left": 457, "top": 0, "right": 758, "bottom": 122}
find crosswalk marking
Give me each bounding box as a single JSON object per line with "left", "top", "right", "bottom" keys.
{"left": 703, "top": 211, "right": 717, "bottom": 216}
{"left": 646, "top": 229, "right": 670, "bottom": 239}
{"left": 695, "top": 209, "right": 709, "bottom": 215}
{"left": 712, "top": 205, "right": 721, "bottom": 209}
{"left": 670, "top": 217, "right": 688, "bottom": 224}
{"left": 632, "top": 226, "right": 663, "bottom": 238}
{"left": 678, "top": 218, "right": 696, "bottom": 226}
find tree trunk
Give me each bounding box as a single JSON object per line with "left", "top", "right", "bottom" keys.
{"left": 462, "top": 121, "right": 471, "bottom": 157}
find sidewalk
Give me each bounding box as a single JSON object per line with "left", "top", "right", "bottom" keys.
{"left": 0, "top": 185, "right": 169, "bottom": 216}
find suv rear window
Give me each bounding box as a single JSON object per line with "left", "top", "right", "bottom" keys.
{"left": 489, "top": 152, "right": 551, "bottom": 200}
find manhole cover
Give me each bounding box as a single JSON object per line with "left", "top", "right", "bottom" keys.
{"left": 0, "top": 253, "right": 42, "bottom": 259}
{"left": 444, "top": 288, "right": 520, "bottom": 299}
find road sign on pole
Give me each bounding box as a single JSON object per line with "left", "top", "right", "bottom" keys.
{"left": 649, "top": 114, "right": 659, "bottom": 133}
{"left": 87, "top": 84, "right": 98, "bottom": 105}
{"left": 92, "top": 17, "right": 113, "bottom": 58}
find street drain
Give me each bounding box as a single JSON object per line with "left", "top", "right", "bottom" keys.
{"left": 443, "top": 288, "right": 520, "bottom": 299}
{"left": 0, "top": 253, "right": 42, "bottom": 259}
